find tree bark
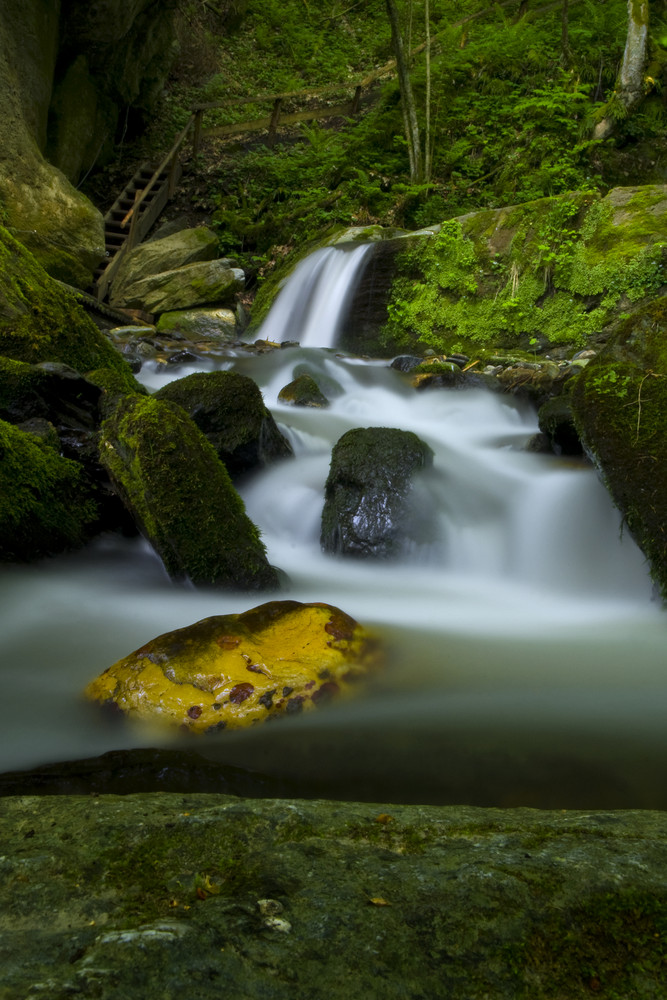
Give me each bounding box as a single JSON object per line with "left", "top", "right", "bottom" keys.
{"left": 594, "top": 0, "right": 650, "bottom": 140}
{"left": 386, "top": 0, "right": 423, "bottom": 182}
{"left": 424, "top": 0, "right": 432, "bottom": 181}
{"left": 561, "top": 0, "right": 571, "bottom": 67}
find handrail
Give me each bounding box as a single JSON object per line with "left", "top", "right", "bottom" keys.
{"left": 120, "top": 113, "right": 196, "bottom": 230}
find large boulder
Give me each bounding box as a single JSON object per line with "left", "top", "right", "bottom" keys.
{"left": 321, "top": 427, "right": 434, "bottom": 558}
{"left": 571, "top": 298, "right": 667, "bottom": 597}
{"left": 154, "top": 370, "right": 292, "bottom": 478}
{"left": 111, "top": 228, "right": 220, "bottom": 303}
{"left": 0, "top": 227, "right": 139, "bottom": 391}
{"left": 0, "top": 418, "right": 96, "bottom": 561}
{"left": 84, "top": 600, "right": 381, "bottom": 732}
{"left": 109, "top": 258, "right": 245, "bottom": 314}
{"left": 155, "top": 307, "right": 238, "bottom": 341}
{"left": 0, "top": 356, "right": 101, "bottom": 429}
{"left": 99, "top": 394, "right": 280, "bottom": 589}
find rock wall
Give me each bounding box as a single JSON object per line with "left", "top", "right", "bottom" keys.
{"left": 0, "top": 0, "right": 178, "bottom": 286}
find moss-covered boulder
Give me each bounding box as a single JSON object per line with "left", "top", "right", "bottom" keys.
{"left": 0, "top": 228, "right": 139, "bottom": 392}
{"left": 155, "top": 307, "right": 238, "bottom": 341}
{"left": 321, "top": 427, "right": 434, "bottom": 558}
{"left": 154, "top": 371, "right": 292, "bottom": 478}
{"left": 99, "top": 394, "right": 280, "bottom": 589}
{"left": 381, "top": 186, "right": 667, "bottom": 359}
{"left": 84, "top": 600, "right": 380, "bottom": 732}
{"left": 571, "top": 298, "right": 667, "bottom": 596}
{"left": 109, "top": 259, "right": 245, "bottom": 315}
{"left": 278, "top": 373, "right": 330, "bottom": 407}
{"left": 0, "top": 356, "right": 101, "bottom": 428}
{"left": 0, "top": 418, "right": 97, "bottom": 561}
{"left": 111, "top": 228, "right": 220, "bottom": 304}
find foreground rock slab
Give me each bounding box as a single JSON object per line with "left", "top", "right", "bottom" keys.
{"left": 1, "top": 794, "right": 666, "bottom": 999}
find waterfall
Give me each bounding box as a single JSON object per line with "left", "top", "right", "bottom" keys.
{"left": 257, "top": 243, "right": 373, "bottom": 348}
{"left": 1, "top": 244, "right": 667, "bottom": 807}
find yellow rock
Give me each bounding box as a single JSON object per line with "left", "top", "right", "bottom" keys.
{"left": 84, "top": 600, "right": 381, "bottom": 733}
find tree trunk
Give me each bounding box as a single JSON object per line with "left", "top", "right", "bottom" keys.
{"left": 594, "top": 0, "right": 650, "bottom": 140}
{"left": 386, "top": 0, "right": 423, "bottom": 182}
{"left": 425, "top": 0, "right": 432, "bottom": 181}
{"left": 561, "top": 0, "right": 571, "bottom": 67}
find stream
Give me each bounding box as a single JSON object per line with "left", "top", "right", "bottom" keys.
{"left": 1, "top": 245, "right": 666, "bottom": 807}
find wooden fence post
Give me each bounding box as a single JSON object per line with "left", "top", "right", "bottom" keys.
{"left": 168, "top": 155, "right": 179, "bottom": 197}
{"left": 268, "top": 98, "right": 283, "bottom": 144}
{"left": 193, "top": 110, "right": 203, "bottom": 157}
{"left": 351, "top": 85, "right": 362, "bottom": 114}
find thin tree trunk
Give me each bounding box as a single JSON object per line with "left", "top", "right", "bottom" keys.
{"left": 561, "top": 0, "right": 571, "bottom": 66}
{"left": 425, "top": 0, "right": 432, "bottom": 181}
{"left": 386, "top": 0, "right": 423, "bottom": 182}
{"left": 594, "top": 0, "right": 650, "bottom": 139}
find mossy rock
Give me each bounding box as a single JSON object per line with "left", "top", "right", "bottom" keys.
{"left": 99, "top": 394, "right": 280, "bottom": 589}
{"left": 278, "top": 373, "right": 330, "bottom": 407}
{"left": 109, "top": 259, "right": 244, "bottom": 314}
{"left": 571, "top": 298, "right": 667, "bottom": 596}
{"left": 0, "top": 418, "right": 96, "bottom": 561}
{"left": 84, "top": 600, "right": 381, "bottom": 733}
{"left": 537, "top": 395, "right": 582, "bottom": 456}
{"left": 155, "top": 370, "right": 292, "bottom": 478}
{"left": 380, "top": 186, "right": 667, "bottom": 359}
{"left": 111, "top": 228, "right": 220, "bottom": 305}
{"left": 155, "top": 307, "right": 237, "bottom": 340}
{"left": 0, "top": 355, "right": 102, "bottom": 428}
{"left": 0, "top": 227, "right": 138, "bottom": 391}
{"left": 321, "top": 427, "right": 434, "bottom": 558}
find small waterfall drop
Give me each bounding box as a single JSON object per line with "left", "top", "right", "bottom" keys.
{"left": 258, "top": 243, "right": 373, "bottom": 348}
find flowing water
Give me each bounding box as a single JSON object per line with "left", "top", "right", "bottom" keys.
{"left": 1, "top": 246, "right": 666, "bottom": 806}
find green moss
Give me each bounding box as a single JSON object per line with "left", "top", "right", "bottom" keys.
{"left": 571, "top": 298, "right": 667, "bottom": 597}
{"left": 99, "top": 394, "right": 280, "bottom": 589}
{"left": 0, "top": 226, "right": 137, "bottom": 384}
{"left": 382, "top": 187, "right": 667, "bottom": 357}
{"left": 0, "top": 418, "right": 96, "bottom": 560}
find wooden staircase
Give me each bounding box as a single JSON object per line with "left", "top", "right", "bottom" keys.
{"left": 93, "top": 158, "right": 182, "bottom": 302}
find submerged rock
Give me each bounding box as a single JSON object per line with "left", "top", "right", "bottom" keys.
{"left": 155, "top": 370, "right": 292, "bottom": 478}
{"left": 98, "top": 394, "right": 280, "bottom": 589}
{"left": 84, "top": 600, "right": 381, "bottom": 732}
{"left": 321, "top": 427, "right": 434, "bottom": 558}
{"left": 278, "top": 373, "right": 329, "bottom": 407}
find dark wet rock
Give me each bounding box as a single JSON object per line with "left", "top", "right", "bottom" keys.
{"left": 278, "top": 373, "right": 329, "bottom": 407}
{"left": 538, "top": 395, "right": 583, "bottom": 456}
{"left": 0, "top": 418, "right": 97, "bottom": 561}
{"left": 321, "top": 426, "right": 434, "bottom": 558}
{"left": 0, "top": 357, "right": 102, "bottom": 430}
{"left": 0, "top": 748, "right": 293, "bottom": 798}
{"left": 99, "top": 394, "right": 280, "bottom": 589}
{"left": 571, "top": 299, "right": 667, "bottom": 597}
{"left": 390, "top": 355, "right": 423, "bottom": 373}
{"left": 155, "top": 370, "right": 292, "bottom": 478}
{"left": 411, "top": 360, "right": 465, "bottom": 390}
{"left": 2, "top": 794, "right": 667, "bottom": 1000}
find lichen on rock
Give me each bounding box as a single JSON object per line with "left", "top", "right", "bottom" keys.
{"left": 84, "top": 600, "right": 381, "bottom": 731}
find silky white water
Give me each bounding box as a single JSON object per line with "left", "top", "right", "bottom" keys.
{"left": 2, "top": 264, "right": 667, "bottom": 804}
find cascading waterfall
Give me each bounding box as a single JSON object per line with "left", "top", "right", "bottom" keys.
{"left": 1, "top": 243, "right": 667, "bottom": 806}
{"left": 257, "top": 243, "right": 373, "bottom": 348}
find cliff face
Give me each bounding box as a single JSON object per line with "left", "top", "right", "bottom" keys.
{"left": 0, "top": 0, "right": 178, "bottom": 286}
